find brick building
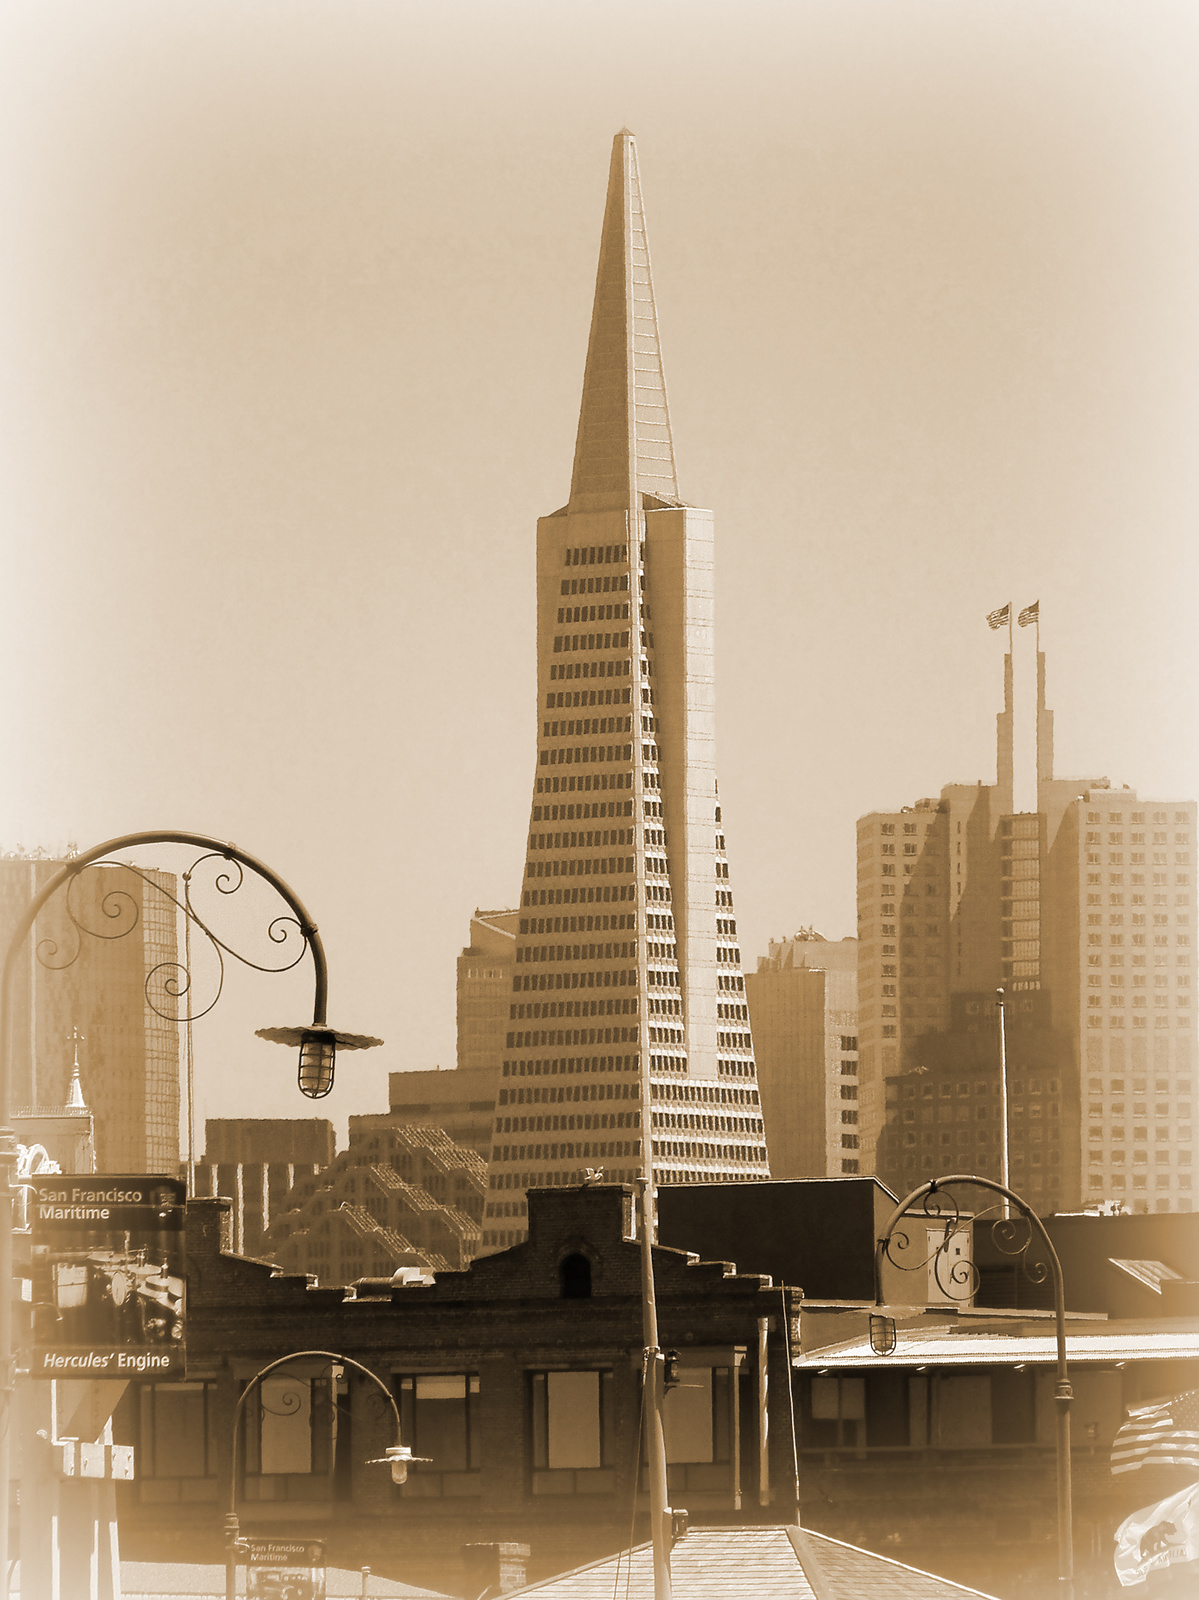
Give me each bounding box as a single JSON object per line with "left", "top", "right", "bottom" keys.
{"left": 115, "top": 1184, "right": 798, "bottom": 1597}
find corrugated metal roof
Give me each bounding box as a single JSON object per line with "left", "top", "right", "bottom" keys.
{"left": 793, "top": 1328, "right": 1199, "bottom": 1369}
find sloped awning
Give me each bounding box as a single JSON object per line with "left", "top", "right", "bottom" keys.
{"left": 792, "top": 1327, "right": 1199, "bottom": 1369}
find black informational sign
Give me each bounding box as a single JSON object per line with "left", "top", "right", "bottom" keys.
{"left": 30, "top": 1176, "right": 186, "bottom": 1378}
{"left": 246, "top": 1540, "right": 326, "bottom": 1600}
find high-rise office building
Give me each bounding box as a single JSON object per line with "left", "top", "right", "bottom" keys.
{"left": 857, "top": 644, "right": 1196, "bottom": 1213}
{"left": 745, "top": 932, "right": 858, "bottom": 1179}
{"left": 1, "top": 854, "right": 182, "bottom": 1172}
{"left": 456, "top": 909, "right": 518, "bottom": 1074}
{"left": 482, "top": 132, "right": 770, "bottom": 1250}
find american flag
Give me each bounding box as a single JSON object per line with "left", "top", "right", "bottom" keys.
{"left": 1111, "top": 1391, "right": 1199, "bottom": 1476}
{"left": 986, "top": 603, "right": 1011, "bottom": 630}
{"left": 1018, "top": 601, "right": 1039, "bottom": 627}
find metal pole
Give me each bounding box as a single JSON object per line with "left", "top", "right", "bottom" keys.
{"left": 635, "top": 1177, "right": 672, "bottom": 1600}
{"left": 996, "top": 987, "right": 1010, "bottom": 1217}
{"left": 0, "top": 830, "right": 332, "bottom": 1600}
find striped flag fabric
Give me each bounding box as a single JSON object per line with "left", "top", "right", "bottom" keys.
{"left": 986, "top": 603, "right": 1011, "bottom": 630}
{"left": 1111, "top": 1391, "right": 1199, "bottom": 1476}
{"left": 1018, "top": 601, "right": 1039, "bottom": 627}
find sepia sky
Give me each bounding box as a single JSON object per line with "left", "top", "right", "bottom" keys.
{"left": 2, "top": 0, "right": 1198, "bottom": 1143}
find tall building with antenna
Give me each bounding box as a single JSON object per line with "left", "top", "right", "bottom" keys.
{"left": 857, "top": 621, "right": 1195, "bottom": 1214}
{"left": 481, "top": 132, "right": 770, "bottom": 1250}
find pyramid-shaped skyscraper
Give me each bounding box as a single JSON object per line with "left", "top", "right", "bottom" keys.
{"left": 482, "top": 132, "right": 770, "bottom": 1250}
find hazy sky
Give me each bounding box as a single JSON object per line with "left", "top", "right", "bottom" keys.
{"left": 3, "top": 1, "right": 1198, "bottom": 1144}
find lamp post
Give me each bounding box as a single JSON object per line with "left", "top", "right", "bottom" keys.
{"left": 876, "top": 1173, "right": 1074, "bottom": 1599}
{"left": 225, "top": 1350, "right": 421, "bottom": 1600}
{"left": 995, "top": 987, "right": 1011, "bottom": 1216}
{"left": 0, "top": 830, "right": 382, "bottom": 1597}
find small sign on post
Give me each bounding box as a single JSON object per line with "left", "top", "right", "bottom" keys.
{"left": 29, "top": 1176, "right": 186, "bottom": 1378}
{"left": 246, "top": 1539, "right": 327, "bottom": 1600}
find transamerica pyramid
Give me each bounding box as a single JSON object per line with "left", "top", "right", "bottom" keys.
{"left": 481, "top": 131, "right": 770, "bottom": 1251}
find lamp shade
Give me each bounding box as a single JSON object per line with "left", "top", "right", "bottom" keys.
{"left": 255, "top": 1023, "right": 384, "bottom": 1101}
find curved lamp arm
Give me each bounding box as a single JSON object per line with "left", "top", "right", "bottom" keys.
{"left": 0, "top": 828, "right": 380, "bottom": 1119}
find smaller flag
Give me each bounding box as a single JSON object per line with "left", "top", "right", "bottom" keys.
{"left": 1111, "top": 1390, "right": 1199, "bottom": 1476}
{"left": 986, "top": 603, "right": 1011, "bottom": 630}
{"left": 1018, "top": 601, "right": 1039, "bottom": 627}
{"left": 1114, "top": 1479, "right": 1199, "bottom": 1587}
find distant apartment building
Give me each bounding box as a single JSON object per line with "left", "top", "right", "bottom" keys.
{"left": 1, "top": 853, "right": 182, "bottom": 1172}
{"left": 191, "top": 1117, "right": 335, "bottom": 1255}
{"left": 857, "top": 647, "right": 1196, "bottom": 1214}
{"left": 745, "top": 932, "right": 858, "bottom": 1177}
{"left": 457, "top": 909, "right": 518, "bottom": 1073}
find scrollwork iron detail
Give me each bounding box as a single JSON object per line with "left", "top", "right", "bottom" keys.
{"left": 878, "top": 1177, "right": 1050, "bottom": 1304}
{"left": 31, "top": 847, "right": 313, "bottom": 1026}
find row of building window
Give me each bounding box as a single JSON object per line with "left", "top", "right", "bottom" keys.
{"left": 539, "top": 744, "right": 633, "bottom": 770}
{"left": 649, "top": 1080, "right": 760, "bottom": 1107}
{"left": 549, "top": 659, "right": 633, "bottom": 682}
{"left": 1088, "top": 1143, "right": 1192, "bottom": 1158}
{"left": 1088, "top": 874, "right": 1190, "bottom": 888}
{"left": 523, "top": 886, "right": 642, "bottom": 909}
{"left": 542, "top": 716, "right": 633, "bottom": 740}
{"left": 505, "top": 1024, "right": 639, "bottom": 1048}
{"left": 502, "top": 1054, "right": 638, "bottom": 1078}
{"left": 556, "top": 603, "right": 631, "bottom": 625}
{"left": 520, "top": 914, "right": 636, "bottom": 936}
{"left": 526, "top": 855, "right": 634, "bottom": 881}
{"left": 546, "top": 687, "right": 633, "bottom": 709}
{"left": 517, "top": 942, "right": 638, "bottom": 966}
{"left": 1086, "top": 812, "right": 1190, "bottom": 827}
{"left": 493, "top": 1109, "right": 641, "bottom": 1137}
{"left": 563, "top": 544, "right": 628, "bottom": 568}
{"left": 719, "top": 1059, "right": 758, "bottom": 1078}
{"left": 514, "top": 969, "right": 638, "bottom": 994}
{"left": 510, "top": 998, "right": 639, "bottom": 1020}
{"left": 528, "top": 830, "right": 633, "bottom": 853}
{"left": 1087, "top": 852, "right": 1189, "bottom": 865}
{"left": 1088, "top": 1016, "right": 1191, "bottom": 1028}
{"left": 535, "top": 775, "right": 634, "bottom": 798}
{"left": 553, "top": 631, "right": 631, "bottom": 655}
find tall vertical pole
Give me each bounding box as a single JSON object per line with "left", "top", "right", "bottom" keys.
{"left": 996, "top": 987, "right": 1010, "bottom": 1218}
{"left": 636, "top": 1177, "right": 672, "bottom": 1600}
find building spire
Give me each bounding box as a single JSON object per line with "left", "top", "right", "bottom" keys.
{"left": 568, "top": 131, "right": 680, "bottom": 514}
{"left": 67, "top": 1027, "right": 88, "bottom": 1109}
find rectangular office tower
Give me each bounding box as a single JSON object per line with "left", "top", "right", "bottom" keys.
{"left": 482, "top": 133, "right": 770, "bottom": 1250}
{"left": 857, "top": 645, "right": 1196, "bottom": 1213}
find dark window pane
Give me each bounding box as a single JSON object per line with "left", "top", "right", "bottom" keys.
{"left": 865, "top": 1375, "right": 910, "bottom": 1448}
{"left": 991, "top": 1370, "right": 1036, "bottom": 1444}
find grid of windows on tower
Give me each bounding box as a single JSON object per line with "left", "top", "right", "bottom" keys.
{"left": 546, "top": 688, "right": 634, "bottom": 709}
{"left": 564, "top": 545, "right": 628, "bottom": 568}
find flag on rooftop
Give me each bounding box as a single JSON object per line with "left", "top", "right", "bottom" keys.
{"left": 986, "top": 603, "right": 1011, "bottom": 630}
{"left": 1114, "top": 1478, "right": 1199, "bottom": 1587}
{"left": 1111, "top": 1390, "right": 1199, "bottom": 1476}
{"left": 1018, "top": 601, "right": 1039, "bottom": 627}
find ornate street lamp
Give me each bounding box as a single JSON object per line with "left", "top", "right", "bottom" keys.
{"left": 224, "top": 1350, "right": 427, "bottom": 1600}
{"left": 0, "top": 829, "right": 383, "bottom": 1592}
{"left": 875, "top": 1174, "right": 1074, "bottom": 1600}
